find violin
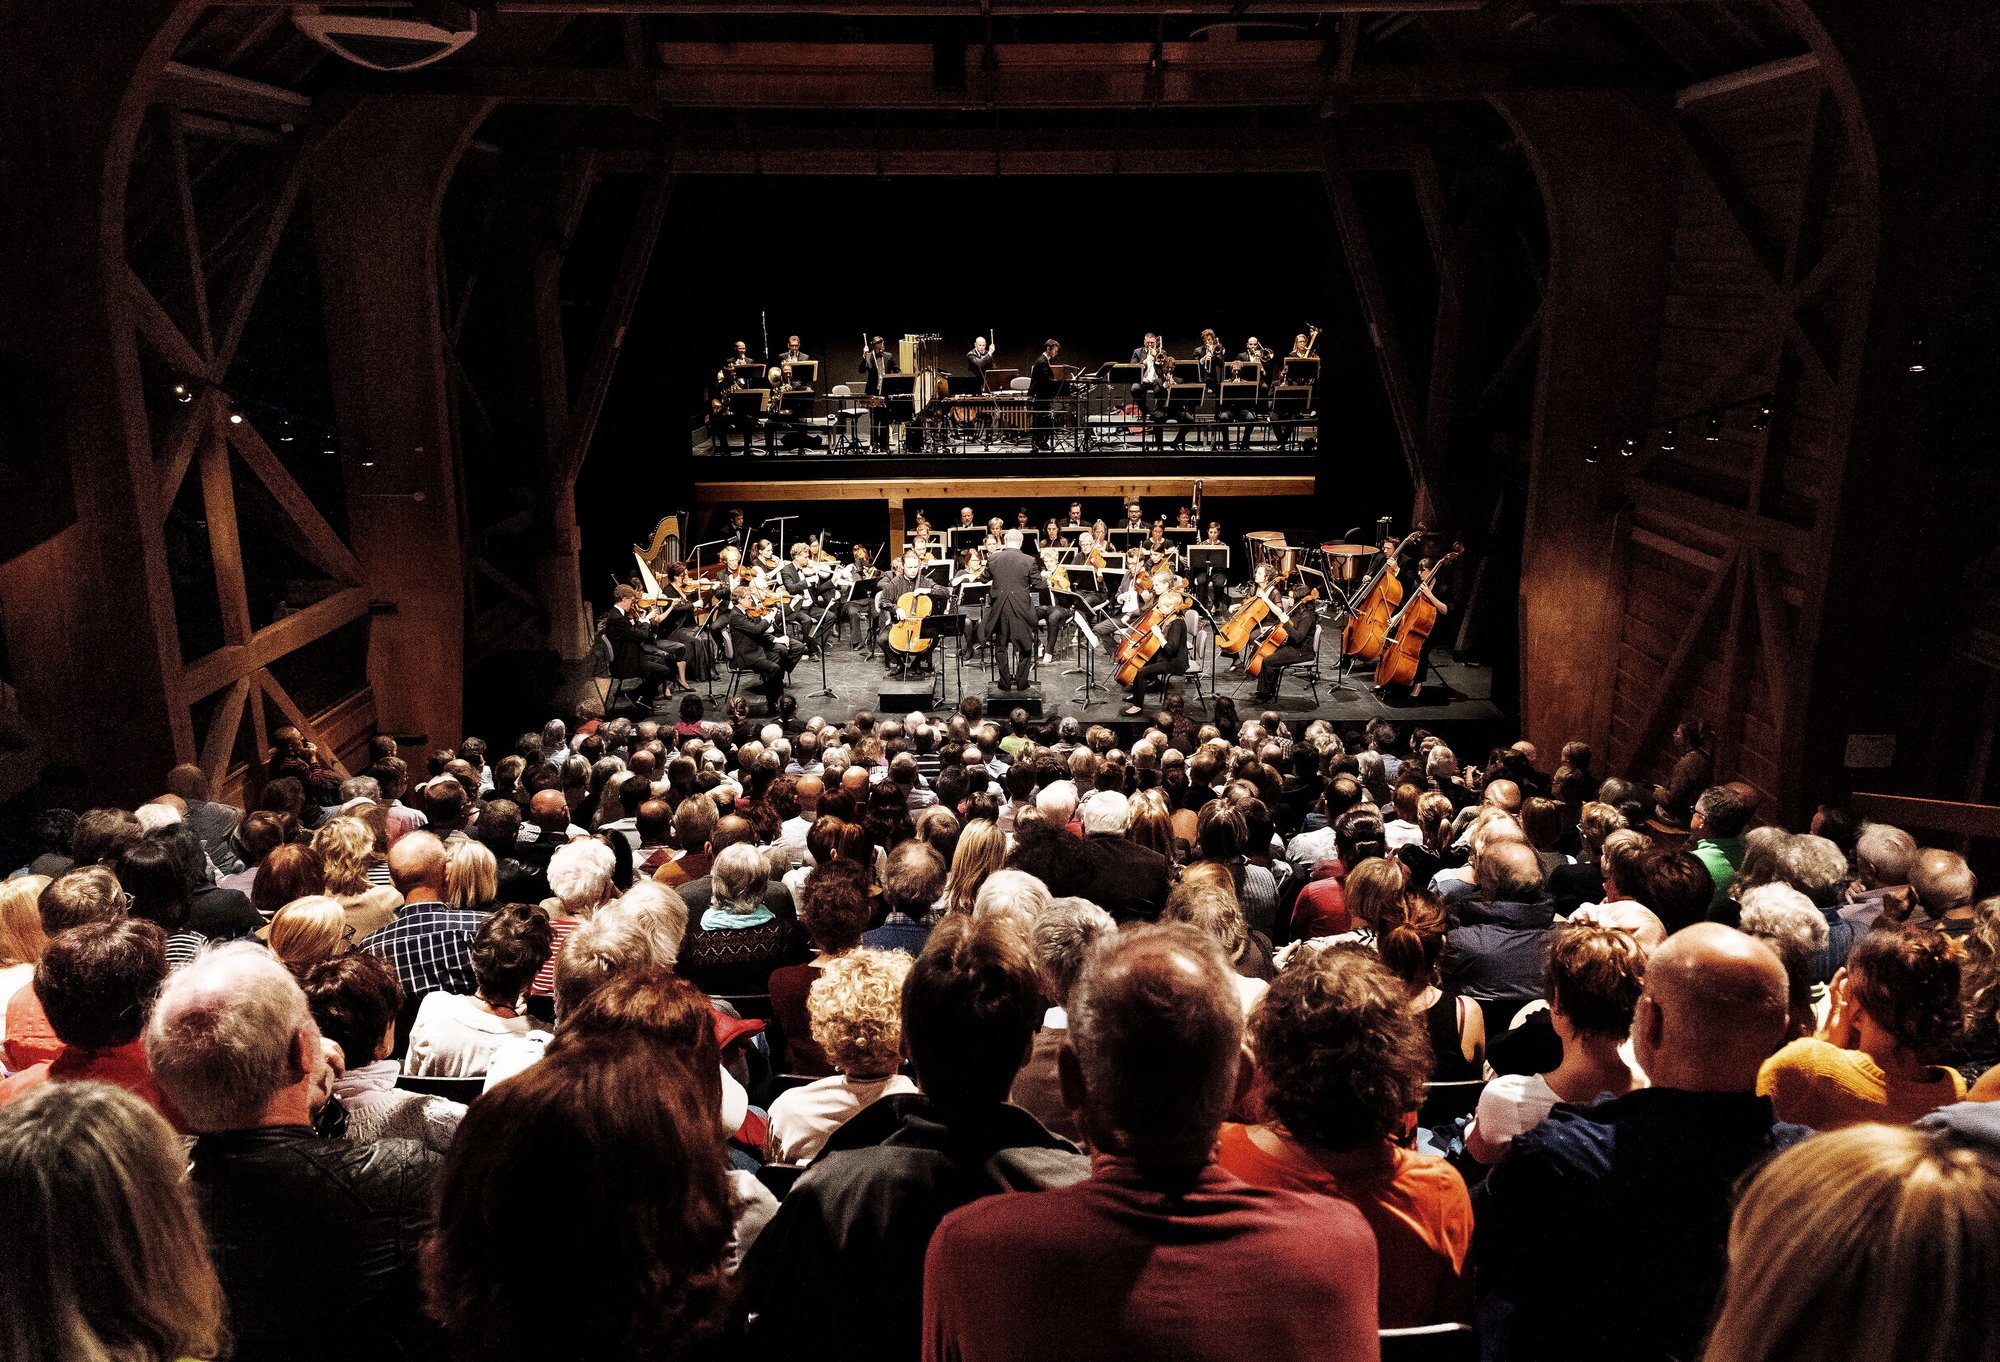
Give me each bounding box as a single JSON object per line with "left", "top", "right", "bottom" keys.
{"left": 1246, "top": 588, "right": 1322, "bottom": 677}
{"left": 1373, "top": 545, "right": 1463, "bottom": 689}
{"left": 1342, "top": 526, "right": 1427, "bottom": 662}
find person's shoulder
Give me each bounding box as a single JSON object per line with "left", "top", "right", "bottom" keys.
{"left": 1762, "top": 1035, "right": 1840, "bottom": 1078}
{"left": 1504, "top": 1096, "right": 1620, "bottom": 1173}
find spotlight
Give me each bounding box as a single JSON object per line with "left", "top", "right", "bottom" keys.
{"left": 1704, "top": 414, "right": 1724, "bottom": 442}
{"left": 1620, "top": 436, "right": 1638, "bottom": 458}
{"left": 1585, "top": 443, "right": 1602, "bottom": 465}
{"left": 1660, "top": 425, "right": 1678, "bottom": 452}
{"left": 1750, "top": 403, "right": 1772, "bottom": 432}
{"left": 171, "top": 383, "right": 192, "bottom": 404}
{"left": 228, "top": 412, "right": 244, "bottom": 425}
{"left": 1907, "top": 338, "right": 1927, "bottom": 374}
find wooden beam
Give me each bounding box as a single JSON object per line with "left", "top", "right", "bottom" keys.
{"left": 1748, "top": 548, "right": 1792, "bottom": 733}
{"left": 1674, "top": 54, "right": 1821, "bottom": 111}
{"left": 214, "top": 137, "right": 313, "bottom": 373}
{"left": 1406, "top": 145, "right": 1464, "bottom": 512}
{"left": 127, "top": 265, "right": 212, "bottom": 380}
{"left": 1622, "top": 544, "right": 1740, "bottom": 773}
{"left": 1322, "top": 162, "right": 1436, "bottom": 521}
{"left": 159, "top": 109, "right": 215, "bottom": 359}
{"left": 225, "top": 415, "right": 367, "bottom": 585}
{"left": 182, "top": 586, "right": 371, "bottom": 700}
{"left": 1850, "top": 793, "right": 2000, "bottom": 844}
{"left": 1628, "top": 481, "right": 1814, "bottom": 559}
{"left": 156, "top": 387, "right": 217, "bottom": 514}
{"left": 554, "top": 149, "right": 675, "bottom": 488}
{"left": 159, "top": 60, "right": 312, "bottom": 122}
{"left": 254, "top": 669, "right": 352, "bottom": 780}
{"left": 199, "top": 674, "right": 252, "bottom": 787}
{"left": 197, "top": 427, "right": 253, "bottom": 647}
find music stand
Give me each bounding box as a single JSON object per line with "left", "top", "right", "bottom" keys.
{"left": 920, "top": 613, "right": 962, "bottom": 707}
{"left": 1281, "top": 357, "right": 1320, "bottom": 387}
{"left": 1270, "top": 385, "right": 1312, "bottom": 449}
{"left": 947, "top": 527, "right": 984, "bottom": 553}
{"left": 845, "top": 577, "right": 877, "bottom": 654}
{"left": 1163, "top": 382, "right": 1204, "bottom": 448}
{"left": 789, "top": 360, "right": 819, "bottom": 389}
{"left": 1068, "top": 607, "right": 1108, "bottom": 704}
{"left": 982, "top": 368, "right": 1019, "bottom": 393}
{"left": 1108, "top": 527, "right": 1148, "bottom": 552}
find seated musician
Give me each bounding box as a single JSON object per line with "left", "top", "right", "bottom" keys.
{"left": 782, "top": 543, "right": 844, "bottom": 653}
{"left": 1064, "top": 500, "right": 1085, "bottom": 529}
{"left": 724, "top": 585, "right": 803, "bottom": 712}
{"left": 848, "top": 545, "right": 881, "bottom": 648}
{"left": 1192, "top": 522, "right": 1230, "bottom": 608}
{"left": 1015, "top": 508, "right": 1032, "bottom": 533}
{"left": 768, "top": 363, "right": 816, "bottom": 451}
{"left": 1224, "top": 561, "right": 1281, "bottom": 670}
{"left": 1175, "top": 506, "right": 1194, "bottom": 529}
{"left": 603, "top": 584, "right": 688, "bottom": 706}
{"left": 1039, "top": 547, "right": 1076, "bottom": 660}
{"left": 1144, "top": 522, "right": 1177, "bottom": 569}
{"left": 1041, "top": 518, "right": 1069, "bottom": 552}
{"left": 1252, "top": 581, "right": 1319, "bottom": 706}
{"left": 1123, "top": 502, "right": 1146, "bottom": 535}
{"left": 872, "top": 551, "right": 942, "bottom": 667}
{"left": 1122, "top": 590, "right": 1191, "bottom": 717}
{"left": 958, "top": 506, "right": 978, "bottom": 531}
{"left": 660, "top": 561, "right": 721, "bottom": 680}
{"left": 953, "top": 549, "right": 989, "bottom": 651}
{"left": 1129, "top": 334, "right": 1166, "bottom": 419}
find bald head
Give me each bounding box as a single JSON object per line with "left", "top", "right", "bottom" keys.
{"left": 386, "top": 831, "right": 447, "bottom": 896}
{"left": 528, "top": 789, "right": 570, "bottom": 833}
{"left": 796, "top": 773, "right": 824, "bottom": 809}
{"left": 709, "top": 814, "right": 756, "bottom": 854}
{"left": 1476, "top": 838, "right": 1546, "bottom": 903}
{"left": 1635, "top": 923, "right": 1788, "bottom": 1091}
{"left": 1911, "top": 848, "right": 1976, "bottom": 917}
{"left": 841, "top": 766, "right": 870, "bottom": 795}
{"left": 1482, "top": 778, "right": 1522, "bottom": 814}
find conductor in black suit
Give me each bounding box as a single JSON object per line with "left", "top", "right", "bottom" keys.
{"left": 1028, "top": 338, "right": 1062, "bottom": 453}
{"left": 983, "top": 530, "right": 1043, "bottom": 691}
{"left": 859, "top": 335, "right": 898, "bottom": 450}
{"left": 1122, "top": 589, "right": 1190, "bottom": 716}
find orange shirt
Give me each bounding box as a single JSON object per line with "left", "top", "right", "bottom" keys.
{"left": 1216, "top": 1121, "right": 1472, "bottom": 1328}
{"left": 0, "top": 1038, "right": 180, "bottom": 1127}
{"left": 1756, "top": 1037, "right": 1965, "bottom": 1131}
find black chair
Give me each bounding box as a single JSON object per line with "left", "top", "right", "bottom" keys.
{"left": 1281, "top": 621, "right": 1327, "bottom": 705}
{"left": 598, "top": 630, "right": 649, "bottom": 716}
{"left": 395, "top": 1073, "right": 487, "bottom": 1103}
{"left": 756, "top": 1161, "right": 807, "bottom": 1201}
{"left": 387, "top": 991, "right": 425, "bottom": 1062}
{"left": 1380, "top": 1323, "right": 1477, "bottom": 1362}
{"left": 714, "top": 992, "right": 775, "bottom": 1021}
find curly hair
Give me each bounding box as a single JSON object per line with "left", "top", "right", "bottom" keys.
{"left": 1251, "top": 945, "right": 1430, "bottom": 1150}
{"left": 798, "top": 867, "right": 872, "bottom": 954}
{"left": 471, "top": 903, "right": 554, "bottom": 1003}
{"left": 808, "top": 948, "right": 913, "bottom": 1077}
{"left": 1961, "top": 896, "right": 2000, "bottom": 1037}
{"left": 310, "top": 816, "right": 379, "bottom": 896}
{"left": 1544, "top": 921, "right": 1647, "bottom": 1040}
{"left": 1848, "top": 927, "right": 1964, "bottom": 1062}
{"left": 423, "top": 1035, "right": 731, "bottom": 1362}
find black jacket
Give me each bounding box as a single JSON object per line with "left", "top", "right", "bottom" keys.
{"left": 190, "top": 1126, "right": 441, "bottom": 1362}
{"left": 983, "top": 546, "right": 1043, "bottom": 648}
{"left": 1079, "top": 832, "right": 1173, "bottom": 923}
{"left": 1028, "top": 355, "right": 1061, "bottom": 400}
{"left": 741, "top": 1095, "right": 1086, "bottom": 1362}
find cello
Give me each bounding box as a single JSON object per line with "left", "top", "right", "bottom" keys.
{"left": 1245, "top": 588, "right": 1321, "bottom": 678}
{"left": 1341, "top": 526, "right": 1427, "bottom": 661}
{"left": 1114, "top": 591, "right": 1186, "bottom": 687}
{"left": 1373, "top": 545, "right": 1462, "bottom": 690}
{"left": 1215, "top": 569, "right": 1280, "bottom": 656}
{"left": 886, "top": 587, "right": 934, "bottom": 657}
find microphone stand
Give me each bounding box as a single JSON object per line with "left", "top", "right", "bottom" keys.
{"left": 689, "top": 538, "right": 728, "bottom": 577}
{"left": 762, "top": 514, "right": 798, "bottom": 561}
{"left": 805, "top": 588, "right": 840, "bottom": 699}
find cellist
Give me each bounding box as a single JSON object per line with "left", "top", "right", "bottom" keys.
{"left": 872, "top": 551, "right": 942, "bottom": 670}
{"left": 1122, "top": 590, "right": 1191, "bottom": 717}
{"left": 1252, "top": 581, "right": 1320, "bottom": 706}
{"left": 1376, "top": 555, "right": 1453, "bottom": 702}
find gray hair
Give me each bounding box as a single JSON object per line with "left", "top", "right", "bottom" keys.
{"left": 974, "top": 869, "right": 1052, "bottom": 928}
{"left": 711, "top": 842, "right": 770, "bottom": 909}
{"left": 1034, "top": 780, "right": 1080, "bottom": 825}
{"left": 1068, "top": 923, "right": 1244, "bottom": 1161}
{"left": 1080, "top": 790, "right": 1132, "bottom": 836}
{"left": 145, "top": 942, "right": 316, "bottom": 1133}
{"left": 554, "top": 903, "right": 683, "bottom": 1017}
{"left": 1778, "top": 834, "right": 1849, "bottom": 908}
{"left": 1425, "top": 745, "right": 1458, "bottom": 780}
{"left": 1854, "top": 822, "right": 1917, "bottom": 886}
{"left": 608, "top": 881, "right": 690, "bottom": 965}
{"left": 1738, "top": 883, "right": 1830, "bottom": 959}
{"left": 1031, "top": 897, "right": 1117, "bottom": 1004}
{"left": 547, "top": 839, "right": 616, "bottom": 915}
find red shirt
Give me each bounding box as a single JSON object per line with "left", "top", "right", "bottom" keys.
{"left": 1290, "top": 860, "right": 1352, "bottom": 939}
{"left": 3, "top": 985, "right": 59, "bottom": 1071}
{"left": 0, "top": 1038, "right": 179, "bottom": 1126}
{"left": 1216, "top": 1122, "right": 1472, "bottom": 1327}
{"left": 924, "top": 1156, "right": 1378, "bottom": 1362}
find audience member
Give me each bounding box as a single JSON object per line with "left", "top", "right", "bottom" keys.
{"left": 1378, "top": 888, "right": 1486, "bottom": 1082}
{"left": 1010, "top": 895, "right": 1116, "bottom": 1142}
{"left": 768, "top": 867, "right": 871, "bottom": 1075}
{"left": 0, "top": 873, "right": 50, "bottom": 1045}
{"left": 303, "top": 953, "right": 464, "bottom": 1150}
{"left": 864, "top": 840, "right": 949, "bottom": 954}
{"left": 1440, "top": 839, "right": 1556, "bottom": 1017}
{"left": 0, "top": 920, "right": 170, "bottom": 1116}
{"left": 767, "top": 948, "right": 918, "bottom": 1163}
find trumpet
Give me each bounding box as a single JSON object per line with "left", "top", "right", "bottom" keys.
{"left": 1305, "top": 322, "right": 1322, "bottom": 357}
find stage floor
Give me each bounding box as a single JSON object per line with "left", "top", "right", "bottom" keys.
{"left": 602, "top": 640, "right": 1502, "bottom": 734}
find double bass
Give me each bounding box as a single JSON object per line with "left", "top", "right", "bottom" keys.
{"left": 1341, "top": 526, "right": 1427, "bottom": 661}
{"left": 1373, "top": 545, "right": 1463, "bottom": 690}
{"left": 1245, "top": 588, "right": 1321, "bottom": 678}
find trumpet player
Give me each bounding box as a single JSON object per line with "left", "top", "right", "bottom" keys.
{"left": 1129, "top": 332, "right": 1167, "bottom": 419}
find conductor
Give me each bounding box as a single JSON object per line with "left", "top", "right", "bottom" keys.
{"left": 984, "top": 529, "right": 1043, "bottom": 691}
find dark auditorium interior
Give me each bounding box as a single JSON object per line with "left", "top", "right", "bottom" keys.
{"left": 1, "top": 4, "right": 1999, "bottom": 1362}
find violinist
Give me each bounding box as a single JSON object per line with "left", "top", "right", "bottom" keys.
{"left": 602, "top": 584, "right": 688, "bottom": 708}
{"left": 953, "top": 548, "right": 990, "bottom": 653}
{"left": 724, "top": 585, "right": 803, "bottom": 712}
{"left": 1122, "top": 590, "right": 1190, "bottom": 717}
{"left": 1144, "top": 522, "right": 1177, "bottom": 569}
{"left": 659, "top": 561, "right": 721, "bottom": 681}
{"left": 1252, "top": 581, "right": 1319, "bottom": 706}
{"left": 783, "top": 542, "right": 844, "bottom": 652}
{"left": 847, "top": 545, "right": 881, "bottom": 648}
{"left": 1039, "top": 545, "right": 1076, "bottom": 659}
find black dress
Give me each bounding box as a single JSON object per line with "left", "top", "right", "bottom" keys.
{"left": 1425, "top": 987, "right": 1482, "bottom": 1083}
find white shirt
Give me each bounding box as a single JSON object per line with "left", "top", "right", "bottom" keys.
{"left": 404, "top": 992, "right": 545, "bottom": 1078}
{"left": 1285, "top": 826, "right": 1340, "bottom": 866}
{"left": 766, "top": 1072, "right": 919, "bottom": 1164}
{"left": 1465, "top": 1072, "right": 1560, "bottom": 1162}
{"left": 1384, "top": 818, "right": 1424, "bottom": 851}
{"left": 771, "top": 816, "right": 813, "bottom": 872}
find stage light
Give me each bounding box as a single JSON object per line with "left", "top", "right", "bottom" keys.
{"left": 228, "top": 412, "right": 244, "bottom": 425}
{"left": 1704, "top": 414, "right": 1724, "bottom": 442}
{"left": 1585, "top": 443, "right": 1601, "bottom": 464}
{"left": 171, "top": 383, "right": 192, "bottom": 403}
{"left": 1908, "top": 338, "right": 1927, "bottom": 374}
{"left": 1751, "top": 403, "right": 1772, "bottom": 432}
{"left": 1660, "top": 425, "right": 1678, "bottom": 451}
{"left": 1620, "top": 436, "right": 1638, "bottom": 458}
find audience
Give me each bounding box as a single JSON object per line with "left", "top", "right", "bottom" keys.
{"left": 405, "top": 902, "right": 553, "bottom": 1077}
{"left": 1218, "top": 945, "right": 1473, "bottom": 1327}
{"left": 1476, "top": 923, "right": 1801, "bottom": 1362}
{"left": 147, "top": 943, "right": 441, "bottom": 1362}
{"left": 0, "top": 1081, "right": 224, "bottom": 1362}
{"left": 924, "top": 923, "right": 1379, "bottom": 1361}
{"left": 12, "top": 707, "right": 2000, "bottom": 1362}
{"left": 767, "top": 948, "right": 918, "bottom": 1162}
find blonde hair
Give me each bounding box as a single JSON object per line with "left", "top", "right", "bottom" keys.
{"left": 0, "top": 1081, "right": 225, "bottom": 1362}
{"left": 267, "top": 895, "right": 347, "bottom": 978}
{"left": 807, "top": 947, "right": 912, "bottom": 1078}
{"left": 1343, "top": 857, "right": 1405, "bottom": 933}
{"left": 445, "top": 840, "right": 499, "bottom": 911}
{"left": 1706, "top": 1123, "right": 2000, "bottom": 1362}
{"left": 0, "top": 874, "right": 51, "bottom": 968}
{"left": 310, "top": 815, "right": 379, "bottom": 896}
{"left": 943, "top": 820, "right": 1008, "bottom": 916}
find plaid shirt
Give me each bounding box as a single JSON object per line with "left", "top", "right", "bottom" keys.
{"left": 361, "top": 902, "right": 484, "bottom": 999}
